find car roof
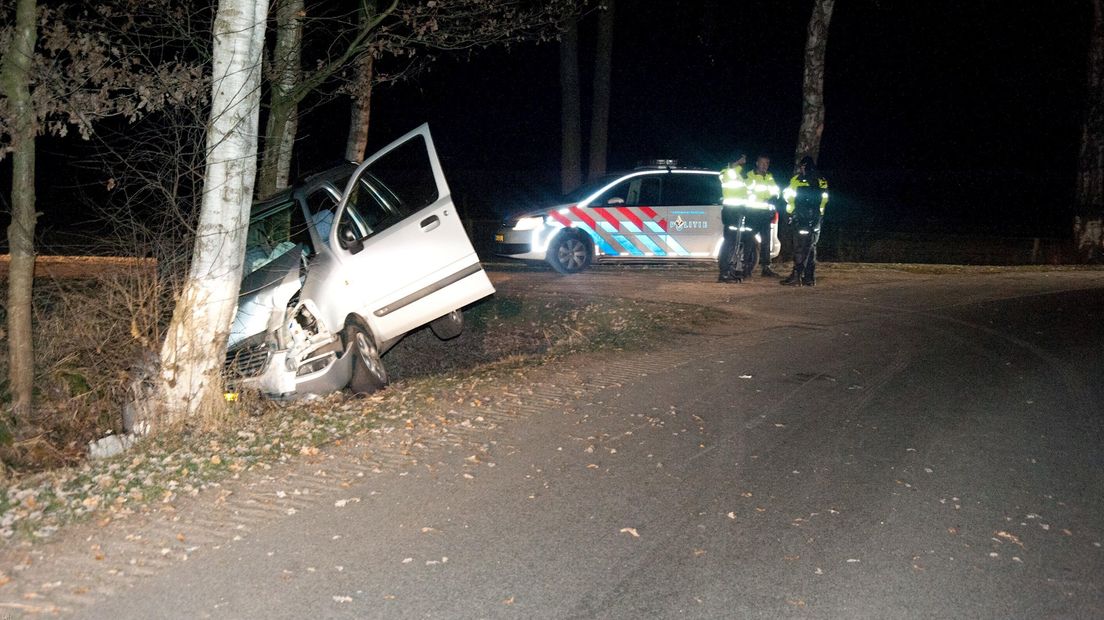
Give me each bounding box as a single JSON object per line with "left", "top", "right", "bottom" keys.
{"left": 629, "top": 166, "right": 717, "bottom": 173}
{"left": 250, "top": 162, "right": 357, "bottom": 217}
{"left": 298, "top": 161, "right": 358, "bottom": 186}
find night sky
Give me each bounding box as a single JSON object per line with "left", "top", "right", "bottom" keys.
{"left": 13, "top": 0, "right": 1096, "bottom": 248}
{"left": 344, "top": 0, "right": 1091, "bottom": 236}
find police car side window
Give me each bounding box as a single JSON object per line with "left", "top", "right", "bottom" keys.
{"left": 633, "top": 176, "right": 662, "bottom": 206}
{"left": 663, "top": 175, "right": 719, "bottom": 206}
{"left": 599, "top": 176, "right": 662, "bottom": 206}
{"left": 595, "top": 181, "right": 632, "bottom": 206}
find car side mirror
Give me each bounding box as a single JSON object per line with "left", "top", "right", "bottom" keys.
{"left": 607, "top": 197, "right": 625, "bottom": 206}
{"left": 339, "top": 225, "right": 364, "bottom": 254}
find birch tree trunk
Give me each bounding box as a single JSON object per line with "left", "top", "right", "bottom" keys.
{"left": 588, "top": 0, "right": 615, "bottom": 180}
{"left": 155, "top": 0, "right": 269, "bottom": 429}
{"left": 559, "top": 18, "right": 582, "bottom": 194}
{"left": 1075, "top": 0, "right": 1104, "bottom": 262}
{"left": 1, "top": 0, "right": 38, "bottom": 424}
{"left": 794, "top": 0, "right": 835, "bottom": 165}
{"left": 257, "top": 0, "right": 303, "bottom": 199}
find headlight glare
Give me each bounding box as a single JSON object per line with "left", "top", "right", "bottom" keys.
{"left": 513, "top": 216, "right": 545, "bottom": 231}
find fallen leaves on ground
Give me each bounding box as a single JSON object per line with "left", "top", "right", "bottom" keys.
{"left": 994, "top": 531, "right": 1024, "bottom": 548}
{"left": 0, "top": 294, "right": 714, "bottom": 546}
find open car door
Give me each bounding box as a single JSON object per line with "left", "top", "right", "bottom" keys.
{"left": 328, "top": 124, "right": 494, "bottom": 342}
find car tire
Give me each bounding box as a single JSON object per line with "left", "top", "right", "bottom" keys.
{"left": 344, "top": 322, "right": 388, "bottom": 394}
{"left": 429, "top": 309, "right": 463, "bottom": 340}
{"left": 547, "top": 231, "right": 592, "bottom": 274}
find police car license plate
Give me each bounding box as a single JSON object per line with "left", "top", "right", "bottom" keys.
{"left": 494, "top": 234, "right": 504, "bottom": 242}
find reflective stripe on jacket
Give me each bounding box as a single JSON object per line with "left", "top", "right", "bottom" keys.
{"left": 784, "top": 174, "right": 829, "bottom": 215}
{"left": 719, "top": 165, "right": 748, "bottom": 207}
{"left": 745, "top": 170, "right": 780, "bottom": 210}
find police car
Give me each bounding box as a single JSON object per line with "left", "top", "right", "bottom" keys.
{"left": 493, "top": 161, "right": 780, "bottom": 273}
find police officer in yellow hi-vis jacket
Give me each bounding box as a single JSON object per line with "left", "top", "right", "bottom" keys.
{"left": 717, "top": 154, "right": 748, "bottom": 282}
{"left": 744, "top": 154, "right": 781, "bottom": 277}
{"left": 781, "top": 155, "right": 829, "bottom": 286}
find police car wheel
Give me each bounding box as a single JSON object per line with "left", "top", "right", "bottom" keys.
{"left": 547, "top": 232, "right": 591, "bottom": 274}
{"left": 345, "top": 323, "right": 388, "bottom": 394}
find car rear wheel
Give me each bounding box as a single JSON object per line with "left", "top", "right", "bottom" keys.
{"left": 429, "top": 309, "right": 463, "bottom": 340}
{"left": 547, "top": 231, "right": 592, "bottom": 274}
{"left": 344, "top": 323, "right": 388, "bottom": 394}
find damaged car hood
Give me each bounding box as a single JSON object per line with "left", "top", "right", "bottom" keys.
{"left": 229, "top": 247, "right": 304, "bottom": 350}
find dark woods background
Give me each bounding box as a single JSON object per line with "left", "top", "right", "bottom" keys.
{"left": 4, "top": 0, "right": 1092, "bottom": 254}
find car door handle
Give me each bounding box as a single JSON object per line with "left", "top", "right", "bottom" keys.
{"left": 420, "top": 215, "right": 440, "bottom": 232}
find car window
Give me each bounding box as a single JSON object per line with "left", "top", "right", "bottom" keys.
{"left": 663, "top": 174, "right": 721, "bottom": 206}
{"left": 594, "top": 175, "right": 663, "bottom": 207}
{"left": 244, "top": 200, "right": 311, "bottom": 275}
{"left": 593, "top": 181, "right": 631, "bottom": 206}
{"left": 305, "top": 189, "right": 337, "bottom": 248}
{"left": 338, "top": 176, "right": 399, "bottom": 246}
{"left": 631, "top": 176, "right": 662, "bottom": 205}
{"left": 334, "top": 137, "right": 435, "bottom": 248}
{"left": 363, "top": 134, "right": 438, "bottom": 212}
{"left": 563, "top": 174, "right": 622, "bottom": 202}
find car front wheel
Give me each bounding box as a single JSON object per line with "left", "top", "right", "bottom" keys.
{"left": 344, "top": 323, "right": 388, "bottom": 394}
{"left": 547, "top": 231, "right": 592, "bottom": 274}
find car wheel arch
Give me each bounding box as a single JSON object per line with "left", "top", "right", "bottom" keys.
{"left": 342, "top": 314, "right": 389, "bottom": 394}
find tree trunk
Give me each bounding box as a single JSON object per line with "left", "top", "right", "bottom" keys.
{"left": 344, "top": 1, "right": 379, "bottom": 163}
{"left": 155, "top": 0, "right": 269, "bottom": 430}
{"left": 559, "top": 18, "right": 582, "bottom": 194}
{"left": 1076, "top": 0, "right": 1104, "bottom": 262}
{"left": 588, "top": 0, "right": 615, "bottom": 180}
{"left": 256, "top": 0, "right": 303, "bottom": 199}
{"left": 345, "top": 54, "right": 374, "bottom": 162}
{"left": 1, "top": 0, "right": 38, "bottom": 424}
{"left": 794, "top": 0, "right": 835, "bottom": 166}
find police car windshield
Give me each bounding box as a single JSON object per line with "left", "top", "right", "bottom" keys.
{"left": 562, "top": 175, "right": 622, "bottom": 203}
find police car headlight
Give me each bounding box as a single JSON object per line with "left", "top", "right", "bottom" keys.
{"left": 512, "top": 216, "right": 545, "bottom": 231}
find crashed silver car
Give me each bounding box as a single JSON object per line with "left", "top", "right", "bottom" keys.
{"left": 225, "top": 124, "right": 495, "bottom": 397}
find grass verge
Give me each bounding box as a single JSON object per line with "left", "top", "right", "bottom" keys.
{"left": 0, "top": 293, "right": 723, "bottom": 544}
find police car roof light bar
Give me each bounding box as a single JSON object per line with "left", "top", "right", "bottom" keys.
{"left": 636, "top": 158, "right": 679, "bottom": 170}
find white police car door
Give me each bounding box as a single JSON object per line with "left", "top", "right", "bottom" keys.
{"left": 663, "top": 171, "right": 724, "bottom": 258}
{"left": 330, "top": 124, "right": 494, "bottom": 342}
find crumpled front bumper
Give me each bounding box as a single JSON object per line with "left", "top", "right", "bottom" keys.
{"left": 226, "top": 336, "right": 355, "bottom": 398}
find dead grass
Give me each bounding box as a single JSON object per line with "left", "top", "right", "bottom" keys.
{"left": 0, "top": 267, "right": 170, "bottom": 471}
{"left": 382, "top": 293, "right": 726, "bottom": 380}
{"left": 0, "top": 290, "right": 718, "bottom": 543}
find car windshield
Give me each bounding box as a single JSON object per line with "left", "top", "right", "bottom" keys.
{"left": 562, "top": 174, "right": 623, "bottom": 203}
{"left": 244, "top": 201, "right": 309, "bottom": 276}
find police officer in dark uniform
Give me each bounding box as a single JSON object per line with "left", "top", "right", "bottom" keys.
{"left": 781, "top": 156, "right": 829, "bottom": 286}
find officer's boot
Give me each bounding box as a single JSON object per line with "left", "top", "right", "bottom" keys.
{"left": 780, "top": 265, "right": 803, "bottom": 286}
{"left": 761, "top": 262, "right": 780, "bottom": 278}
{"left": 802, "top": 262, "right": 816, "bottom": 286}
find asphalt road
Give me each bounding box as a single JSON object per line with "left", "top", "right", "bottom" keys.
{"left": 61, "top": 267, "right": 1104, "bottom": 618}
